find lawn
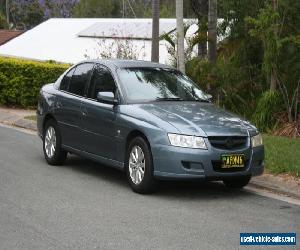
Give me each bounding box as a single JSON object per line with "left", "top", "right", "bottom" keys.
{"left": 263, "top": 134, "right": 300, "bottom": 177}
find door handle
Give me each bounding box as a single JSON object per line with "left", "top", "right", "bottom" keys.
{"left": 81, "top": 107, "right": 87, "bottom": 116}
{"left": 55, "top": 100, "right": 62, "bottom": 108}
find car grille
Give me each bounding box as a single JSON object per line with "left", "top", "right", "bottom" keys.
{"left": 212, "top": 160, "right": 249, "bottom": 172}
{"left": 208, "top": 136, "right": 248, "bottom": 150}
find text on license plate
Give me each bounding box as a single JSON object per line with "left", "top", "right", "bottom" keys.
{"left": 221, "top": 154, "right": 245, "bottom": 168}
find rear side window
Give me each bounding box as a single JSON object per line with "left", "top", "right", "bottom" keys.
{"left": 88, "top": 64, "right": 117, "bottom": 100}
{"left": 68, "top": 63, "right": 93, "bottom": 96}
{"left": 60, "top": 67, "right": 75, "bottom": 91}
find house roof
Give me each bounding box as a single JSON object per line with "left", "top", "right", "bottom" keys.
{"left": 0, "top": 30, "right": 24, "bottom": 46}
{"left": 77, "top": 20, "right": 176, "bottom": 40}
{"left": 0, "top": 18, "right": 198, "bottom": 64}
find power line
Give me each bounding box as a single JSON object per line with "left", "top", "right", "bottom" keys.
{"left": 122, "top": 0, "right": 137, "bottom": 18}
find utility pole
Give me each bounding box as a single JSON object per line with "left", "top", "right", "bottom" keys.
{"left": 151, "top": 0, "right": 160, "bottom": 62}
{"left": 176, "top": 0, "right": 185, "bottom": 73}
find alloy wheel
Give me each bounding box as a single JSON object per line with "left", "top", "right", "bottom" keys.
{"left": 129, "top": 145, "right": 145, "bottom": 185}
{"left": 44, "top": 126, "right": 56, "bottom": 158}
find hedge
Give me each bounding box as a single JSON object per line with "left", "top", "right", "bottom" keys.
{"left": 0, "top": 57, "right": 70, "bottom": 107}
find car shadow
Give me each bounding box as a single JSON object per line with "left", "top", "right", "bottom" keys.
{"left": 156, "top": 180, "right": 253, "bottom": 201}
{"left": 63, "top": 154, "right": 128, "bottom": 187}
{"left": 61, "top": 155, "right": 254, "bottom": 200}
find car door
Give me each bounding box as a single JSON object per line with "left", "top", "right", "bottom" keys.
{"left": 80, "top": 64, "right": 119, "bottom": 160}
{"left": 55, "top": 63, "right": 93, "bottom": 149}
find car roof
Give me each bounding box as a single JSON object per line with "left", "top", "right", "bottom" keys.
{"left": 78, "top": 59, "right": 175, "bottom": 70}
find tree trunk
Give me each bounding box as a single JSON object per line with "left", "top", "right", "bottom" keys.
{"left": 208, "top": 0, "right": 217, "bottom": 63}
{"left": 176, "top": 0, "right": 185, "bottom": 73}
{"left": 190, "top": 0, "right": 208, "bottom": 59}
{"left": 270, "top": 0, "right": 278, "bottom": 90}
{"left": 151, "top": 0, "right": 160, "bottom": 62}
{"left": 6, "top": 0, "right": 9, "bottom": 27}
{"left": 198, "top": 18, "right": 207, "bottom": 59}
{"left": 270, "top": 67, "right": 277, "bottom": 91}
{"left": 198, "top": 41, "right": 207, "bottom": 59}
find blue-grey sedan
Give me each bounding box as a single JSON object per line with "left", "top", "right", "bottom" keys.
{"left": 37, "top": 60, "right": 264, "bottom": 193}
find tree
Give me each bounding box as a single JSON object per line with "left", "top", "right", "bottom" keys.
{"left": 246, "top": 4, "right": 280, "bottom": 92}
{"left": 190, "top": 0, "right": 208, "bottom": 59}
{"left": 10, "top": 0, "right": 44, "bottom": 29}
{"left": 208, "top": 0, "right": 217, "bottom": 63}
{"left": 73, "top": 0, "right": 120, "bottom": 18}
{"left": 5, "top": 0, "right": 9, "bottom": 26}
{"left": 162, "top": 23, "right": 201, "bottom": 66}
{"left": 270, "top": 0, "right": 278, "bottom": 90}
{"left": 0, "top": 0, "right": 4, "bottom": 13}
{"left": 84, "top": 37, "right": 146, "bottom": 60}
{"left": 151, "top": 0, "right": 160, "bottom": 62}
{"left": 247, "top": 2, "right": 300, "bottom": 124}
{"left": 40, "top": 0, "right": 78, "bottom": 18}
{"left": 176, "top": 0, "right": 185, "bottom": 73}
{"left": 0, "top": 11, "right": 8, "bottom": 29}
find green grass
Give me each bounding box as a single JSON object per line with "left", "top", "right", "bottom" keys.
{"left": 24, "top": 115, "right": 37, "bottom": 121}
{"left": 263, "top": 134, "right": 300, "bottom": 177}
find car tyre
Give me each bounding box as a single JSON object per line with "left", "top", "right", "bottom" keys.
{"left": 43, "top": 119, "right": 67, "bottom": 165}
{"left": 126, "top": 137, "right": 157, "bottom": 194}
{"left": 223, "top": 176, "right": 251, "bottom": 188}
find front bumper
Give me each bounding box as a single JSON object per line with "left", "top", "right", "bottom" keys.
{"left": 152, "top": 139, "right": 264, "bottom": 180}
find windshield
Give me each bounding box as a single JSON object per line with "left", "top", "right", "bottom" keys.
{"left": 118, "top": 67, "right": 209, "bottom": 102}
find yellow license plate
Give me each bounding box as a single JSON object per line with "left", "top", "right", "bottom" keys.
{"left": 221, "top": 154, "right": 245, "bottom": 168}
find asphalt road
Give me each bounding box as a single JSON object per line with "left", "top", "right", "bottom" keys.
{"left": 0, "top": 125, "right": 299, "bottom": 250}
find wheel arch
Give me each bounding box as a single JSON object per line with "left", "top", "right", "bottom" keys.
{"left": 43, "top": 114, "right": 57, "bottom": 133}
{"left": 125, "top": 130, "right": 152, "bottom": 160}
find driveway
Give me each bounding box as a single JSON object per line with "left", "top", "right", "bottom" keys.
{"left": 0, "top": 125, "right": 299, "bottom": 249}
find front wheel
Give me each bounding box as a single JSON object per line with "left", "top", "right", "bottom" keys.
{"left": 125, "top": 137, "right": 157, "bottom": 194}
{"left": 223, "top": 176, "right": 251, "bottom": 188}
{"left": 43, "top": 119, "right": 67, "bottom": 165}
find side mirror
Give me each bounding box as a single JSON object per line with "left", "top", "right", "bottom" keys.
{"left": 206, "top": 94, "right": 213, "bottom": 102}
{"left": 97, "top": 91, "right": 118, "bottom": 105}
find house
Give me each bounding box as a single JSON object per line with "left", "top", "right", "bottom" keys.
{"left": 0, "top": 29, "right": 24, "bottom": 46}
{"left": 0, "top": 18, "right": 199, "bottom": 65}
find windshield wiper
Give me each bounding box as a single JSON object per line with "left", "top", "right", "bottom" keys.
{"left": 193, "top": 99, "right": 210, "bottom": 103}
{"left": 155, "top": 97, "right": 210, "bottom": 102}
{"left": 155, "top": 97, "right": 184, "bottom": 101}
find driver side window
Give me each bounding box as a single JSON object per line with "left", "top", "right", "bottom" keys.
{"left": 88, "top": 64, "right": 116, "bottom": 100}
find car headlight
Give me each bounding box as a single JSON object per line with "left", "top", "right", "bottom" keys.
{"left": 251, "top": 133, "right": 263, "bottom": 147}
{"left": 168, "top": 133, "right": 207, "bottom": 149}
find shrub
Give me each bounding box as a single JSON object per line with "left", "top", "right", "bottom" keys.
{"left": 186, "top": 57, "right": 263, "bottom": 119}
{"left": 84, "top": 35, "right": 146, "bottom": 60}
{"left": 252, "top": 90, "right": 281, "bottom": 132}
{"left": 0, "top": 57, "right": 69, "bottom": 107}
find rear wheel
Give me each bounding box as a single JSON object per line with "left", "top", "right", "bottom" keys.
{"left": 223, "top": 176, "right": 251, "bottom": 188}
{"left": 43, "top": 119, "right": 67, "bottom": 165}
{"left": 126, "top": 137, "right": 157, "bottom": 194}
